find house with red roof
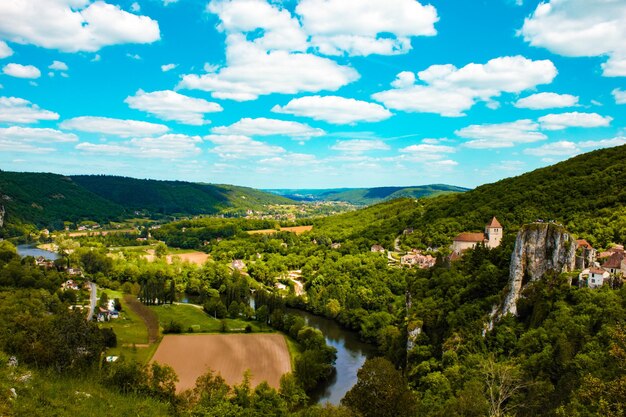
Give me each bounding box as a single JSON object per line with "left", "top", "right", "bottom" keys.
{"left": 451, "top": 217, "right": 503, "bottom": 256}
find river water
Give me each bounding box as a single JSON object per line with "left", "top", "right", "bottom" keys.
{"left": 288, "top": 309, "right": 375, "bottom": 405}
{"left": 16, "top": 244, "right": 60, "bottom": 260}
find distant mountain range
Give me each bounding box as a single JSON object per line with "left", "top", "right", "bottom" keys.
{"left": 266, "top": 184, "right": 470, "bottom": 205}
{"left": 0, "top": 172, "right": 293, "bottom": 234}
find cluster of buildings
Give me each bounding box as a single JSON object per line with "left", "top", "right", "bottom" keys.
{"left": 578, "top": 242, "right": 626, "bottom": 288}
{"left": 401, "top": 250, "right": 436, "bottom": 269}
{"left": 451, "top": 217, "right": 503, "bottom": 256}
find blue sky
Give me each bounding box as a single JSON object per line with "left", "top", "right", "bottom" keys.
{"left": 0, "top": 0, "right": 624, "bottom": 189}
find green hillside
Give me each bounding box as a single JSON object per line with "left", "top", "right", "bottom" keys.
{"left": 0, "top": 172, "right": 295, "bottom": 236}
{"left": 313, "top": 144, "right": 626, "bottom": 249}
{"left": 0, "top": 171, "right": 125, "bottom": 233}
{"left": 268, "top": 184, "right": 468, "bottom": 205}
{"left": 71, "top": 175, "right": 294, "bottom": 215}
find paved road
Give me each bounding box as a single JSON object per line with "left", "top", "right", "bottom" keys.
{"left": 86, "top": 282, "right": 97, "bottom": 321}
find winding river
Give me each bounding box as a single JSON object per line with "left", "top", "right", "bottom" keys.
{"left": 16, "top": 244, "right": 60, "bottom": 260}
{"left": 288, "top": 309, "right": 375, "bottom": 405}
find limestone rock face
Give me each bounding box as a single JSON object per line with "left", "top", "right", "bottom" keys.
{"left": 501, "top": 223, "right": 576, "bottom": 316}
{"left": 0, "top": 205, "right": 4, "bottom": 228}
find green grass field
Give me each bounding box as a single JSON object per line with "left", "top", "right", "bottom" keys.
{"left": 149, "top": 303, "right": 264, "bottom": 333}
{"left": 99, "top": 289, "right": 155, "bottom": 363}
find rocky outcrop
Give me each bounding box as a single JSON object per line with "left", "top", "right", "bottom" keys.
{"left": 0, "top": 205, "right": 4, "bottom": 228}
{"left": 501, "top": 223, "right": 576, "bottom": 316}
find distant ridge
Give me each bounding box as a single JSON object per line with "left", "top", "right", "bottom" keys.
{"left": 266, "top": 184, "right": 470, "bottom": 205}
{"left": 0, "top": 172, "right": 294, "bottom": 235}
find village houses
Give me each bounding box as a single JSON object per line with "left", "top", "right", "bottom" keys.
{"left": 401, "top": 250, "right": 436, "bottom": 269}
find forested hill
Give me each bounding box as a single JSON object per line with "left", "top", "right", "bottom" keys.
{"left": 71, "top": 175, "right": 294, "bottom": 214}
{"left": 0, "top": 172, "right": 294, "bottom": 234}
{"left": 267, "top": 184, "right": 469, "bottom": 205}
{"left": 313, "top": 144, "right": 626, "bottom": 249}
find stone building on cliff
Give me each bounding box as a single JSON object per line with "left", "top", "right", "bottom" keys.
{"left": 451, "top": 217, "right": 503, "bottom": 255}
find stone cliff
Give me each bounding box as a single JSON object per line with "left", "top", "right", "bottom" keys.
{"left": 501, "top": 223, "right": 576, "bottom": 316}
{"left": 0, "top": 205, "right": 4, "bottom": 228}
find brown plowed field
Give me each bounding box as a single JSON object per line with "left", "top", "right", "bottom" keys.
{"left": 248, "top": 225, "right": 313, "bottom": 235}
{"left": 151, "top": 334, "right": 291, "bottom": 392}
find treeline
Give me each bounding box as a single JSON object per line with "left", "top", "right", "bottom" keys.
{"left": 313, "top": 144, "right": 626, "bottom": 249}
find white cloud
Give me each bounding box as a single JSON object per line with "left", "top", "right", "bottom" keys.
{"left": 126, "top": 53, "right": 141, "bottom": 60}
{"left": 124, "top": 90, "right": 223, "bottom": 126}
{"left": 212, "top": 117, "right": 324, "bottom": 140}
{"left": 260, "top": 153, "right": 317, "bottom": 167}
{"left": 272, "top": 95, "right": 392, "bottom": 125}
{"left": 49, "top": 60, "right": 68, "bottom": 71}
{"left": 161, "top": 63, "right": 177, "bottom": 72}
{"left": 399, "top": 142, "right": 456, "bottom": 160}
{"left": 0, "top": 96, "right": 59, "bottom": 123}
{"left": 60, "top": 116, "right": 169, "bottom": 137}
{"left": 521, "top": 0, "right": 626, "bottom": 77}
{"left": 0, "top": 41, "right": 12, "bottom": 59}
{"left": 456, "top": 119, "right": 547, "bottom": 148}
{"left": 179, "top": 35, "right": 358, "bottom": 101}
{"left": 76, "top": 134, "right": 202, "bottom": 159}
{"left": 524, "top": 140, "right": 578, "bottom": 156}
{"left": 538, "top": 112, "right": 612, "bottom": 130}
{"left": 2, "top": 63, "right": 40, "bottom": 79}
{"left": 131, "top": 2, "right": 140, "bottom": 12}
{"left": 579, "top": 136, "right": 626, "bottom": 149}
{"left": 613, "top": 88, "right": 626, "bottom": 104}
{"left": 297, "top": 0, "right": 438, "bottom": 56}
{"left": 208, "top": 0, "right": 308, "bottom": 52}
{"left": 205, "top": 134, "right": 285, "bottom": 158}
{"left": 0, "top": 126, "right": 76, "bottom": 153}
{"left": 163, "top": 0, "right": 179, "bottom": 5}
{"left": 0, "top": 126, "right": 77, "bottom": 142}
{"left": 330, "top": 139, "right": 390, "bottom": 153}
{"left": 373, "top": 55, "right": 557, "bottom": 116}
{"left": 0, "top": 0, "right": 160, "bottom": 52}
{"left": 514, "top": 92, "right": 579, "bottom": 109}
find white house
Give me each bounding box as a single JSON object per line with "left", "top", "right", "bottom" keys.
{"left": 579, "top": 267, "right": 610, "bottom": 288}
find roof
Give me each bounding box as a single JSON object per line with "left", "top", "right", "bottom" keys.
{"left": 486, "top": 217, "right": 502, "bottom": 228}
{"left": 602, "top": 252, "right": 624, "bottom": 269}
{"left": 589, "top": 267, "right": 608, "bottom": 275}
{"left": 576, "top": 239, "right": 593, "bottom": 249}
{"left": 453, "top": 232, "right": 486, "bottom": 242}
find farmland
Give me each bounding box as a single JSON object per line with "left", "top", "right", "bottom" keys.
{"left": 247, "top": 225, "right": 313, "bottom": 235}
{"left": 151, "top": 334, "right": 292, "bottom": 392}
{"left": 149, "top": 303, "right": 262, "bottom": 333}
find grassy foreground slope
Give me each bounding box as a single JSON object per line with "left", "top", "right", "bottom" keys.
{"left": 313, "top": 144, "right": 626, "bottom": 248}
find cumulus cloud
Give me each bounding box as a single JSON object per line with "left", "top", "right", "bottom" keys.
{"left": 161, "top": 63, "right": 177, "bottom": 72}
{"left": 0, "top": 41, "right": 12, "bottom": 59}
{"left": 212, "top": 117, "right": 324, "bottom": 140}
{"left": 180, "top": 1, "right": 358, "bottom": 100}
{"left": 76, "top": 134, "right": 202, "bottom": 159}
{"left": 0, "top": 126, "right": 77, "bottom": 153}
{"left": 613, "top": 88, "right": 626, "bottom": 104}
{"left": 179, "top": 35, "right": 358, "bottom": 101}
{"left": 61, "top": 116, "right": 169, "bottom": 137}
{"left": 578, "top": 137, "right": 626, "bottom": 149}
{"left": 521, "top": 0, "right": 626, "bottom": 77}
{"left": 205, "top": 134, "right": 286, "bottom": 158}
{"left": 2, "top": 63, "right": 40, "bottom": 79}
{"left": 399, "top": 142, "right": 456, "bottom": 160}
{"left": 524, "top": 140, "right": 578, "bottom": 156}
{"left": 0, "top": 0, "right": 160, "bottom": 52}
{"left": 330, "top": 139, "right": 390, "bottom": 153}
{"left": 296, "top": 0, "right": 438, "bottom": 56}
{"left": 538, "top": 112, "right": 613, "bottom": 130}
{"left": 0, "top": 126, "right": 77, "bottom": 142}
{"left": 272, "top": 95, "right": 392, "bottom": 125}
{"left": 372, "top": 55, "right": 557, "bottom": 116}
{"left": 0, "top": 96, "right": 59, "bottom": 123}
{"left": 48, "top": 61, "right": 68, "bottom": 71}
{"left": 514, "top": 92, "right": 579, "bottom": 109}
{"left": 125, "top": 90, "right": 223, "bottom": 126}
{"left": 456, "top": 119, "right": 547, "bottom": 148}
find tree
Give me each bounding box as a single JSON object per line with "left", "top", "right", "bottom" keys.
{"left": 154, "top": 242, "right": 168, "bottom": 258}
{"left": 481, "top": 356, "right": 525, "bottom": 417}
{"left": 342, "top": 357, "right": 417, "bottom": 417}
{"left": 256, "top": 305, "right": 269, "bottom": 324}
